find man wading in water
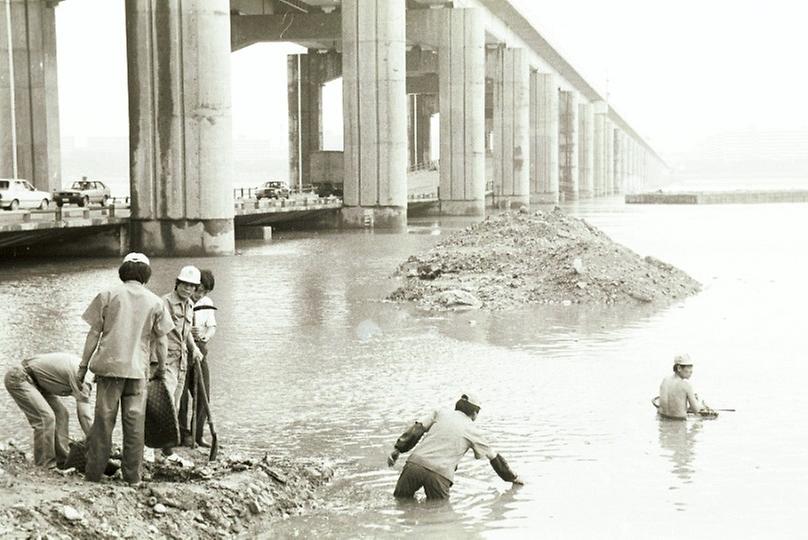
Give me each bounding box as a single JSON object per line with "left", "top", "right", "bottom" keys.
{"left": 658, "top": 354, "right": 716, "bottom": 419}
{"left": 387, "top": 393, "right": 523, "bottom": 500}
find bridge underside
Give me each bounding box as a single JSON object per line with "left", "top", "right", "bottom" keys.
{"left": 0, "top": 0, "right": 663, "bottom": 256}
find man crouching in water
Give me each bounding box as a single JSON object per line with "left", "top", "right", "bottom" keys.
{"left": 658, "top": 354, "right": 716, "bottom": 419}
{"left": 387, "top": 393, "right": 523, "bottom": 500}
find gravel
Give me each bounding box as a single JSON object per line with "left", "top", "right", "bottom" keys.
{"left": 388, "top": 208, "right": 701, "bottom": 311}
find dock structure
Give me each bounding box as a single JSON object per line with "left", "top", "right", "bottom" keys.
{"left": 0, "top": 0, "right": 665, "bottom": 256}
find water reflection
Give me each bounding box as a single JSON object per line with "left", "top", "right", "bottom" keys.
{"left": 2, "top": 199, "right": 808, "bottom": 537}
{"left": 658, "top": 417, "right": 703, "bottom": 487}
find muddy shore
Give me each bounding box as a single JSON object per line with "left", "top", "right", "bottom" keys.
{"left": 389, "top": 208, "right": 701, "bottom": 310}
{"left": 0, "top": 442, "right": 333, "bottom": 539}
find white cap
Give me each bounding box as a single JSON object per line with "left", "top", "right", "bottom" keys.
{"left": 673, "top": 354, "right": 694, "bottom": 366}
{"left": 460, "top": 393, "right": 481, "bottom": 409}
{"left": 122, "top": 252, "right": 150, "bottom": 266}
{"left": 177, "top": 265, "right": 201, "bottom": 285}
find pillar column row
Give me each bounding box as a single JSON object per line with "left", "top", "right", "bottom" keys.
{"left": 529, "top": 72, "right": 559, "bottom": 204}
{"left": 491, "top": 46, "right": 529, "bottom": 208}
{"left": 126, "top": 0, "right": 234, "bottom": 255}
{"left": 438, "top": 7, "right": 485, "bottom": 215}
{"left": 341, "top": 0, "right": 408, "bottom": 228}
{"left": 0, "top": 0, "right": 60, "bottom": 192}
{"left": 577, "top": 101, "right": 594, "bottom": 199}
{"left": 558, "top": 89, "right": 578, "bottom": 201}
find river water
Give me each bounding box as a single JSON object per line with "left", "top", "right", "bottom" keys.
{"left": 1, "top": 197, "right": 806, "bottom": 538}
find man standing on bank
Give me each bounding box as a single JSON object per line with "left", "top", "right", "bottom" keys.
{"left": 158, "top": 265, "right": 204, "bottom": 459}
{"left": 179, "top": 269, "right": 217, "bottom": 447}
{"left": 658, "top": 354, "right": 715, "bottom": 419}
{"left": 387, "top": 393, "right": 523, "bottom": 500}
{"left": 79, "top": 252, "right": 174, "bottom": 484}
{"left": 4, "top": 352, "right": 93, "bottom": 468}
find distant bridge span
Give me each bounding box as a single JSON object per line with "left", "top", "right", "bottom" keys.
{"left": 0, "top": 0, "right": 664, "bottom": 256}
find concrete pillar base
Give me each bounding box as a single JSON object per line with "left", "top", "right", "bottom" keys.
{"left": 340, "top": 206, "right": 407, "bottom": 229}
{"left": 530, "top": 192, "right": 560, "bottom": 205}
{"left": 495, "top": 195, "right": 530, "bottom": 209}
{"left": 129, "top": 219, "right": 234, "bottom": 256}
{"left": 439, "top": 200, "right": 485, "bottom": 216}
{"left": 236, "top": 226, "right": 272, "bottom": 240}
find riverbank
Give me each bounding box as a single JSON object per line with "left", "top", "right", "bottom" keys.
{"left": 0, "top": 442, "right": 333, "bottom": 539}
{"left": 388, "top": 208, "right": 701, "bottom": 310}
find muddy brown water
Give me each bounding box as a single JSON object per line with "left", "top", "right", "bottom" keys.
{"left": 1, "top": 196, "right": 807, "bottom": 538}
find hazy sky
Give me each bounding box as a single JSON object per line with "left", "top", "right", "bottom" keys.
{"left": 55, "top": 0, "right": 808, "bottom": 168}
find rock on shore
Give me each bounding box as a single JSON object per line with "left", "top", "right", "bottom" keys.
{"left": 388, "top": 209, "right": 701, "bottom": 310}
{"left": 0, "top": 443, "right": 333, "bottom": 539}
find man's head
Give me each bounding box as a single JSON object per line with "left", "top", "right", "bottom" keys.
{"left": 175, "top": 265, "right": 201, "bottom": 300}
{"left": 673, "top": 354, "right": 694, "bottom": 379}
{"left": 191, "top": 269, "right": 215, "bottom": 303}
{"left": 455, "top": 393, "right": 482, "bottom": 421}
{"left": 118, "top": 252, "right": 151, "bottom": 284}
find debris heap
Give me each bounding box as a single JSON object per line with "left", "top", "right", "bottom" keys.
{"left": 388, "top": 209, "right": 701, "bottom": 310}
{"left": 0, "top": 442, "right": 333, "bottom": 539}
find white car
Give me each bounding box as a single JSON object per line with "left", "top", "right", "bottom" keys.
{"left": 0, "top": 178, "right": 53, "bottom": 210}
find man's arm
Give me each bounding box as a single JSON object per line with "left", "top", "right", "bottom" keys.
{"left": 78, "top": 327, "right": 101, "bottom": 383}
{"left": 684, "top": 382, "right": 705, "bottom": 413}
{"left": 76, "top": 400, "right": 93, "bottom": 436}
{"left": 490, "top": 454, "right": 523, "bottom": 485}
{"left": 387, "top": 422, "right": 427, "bottom": 466}
{"left": 186, "top": 331, "right": 203, "bottom": 363}
{"left": 152, "top": 334, "right": 168, "bottom": 379}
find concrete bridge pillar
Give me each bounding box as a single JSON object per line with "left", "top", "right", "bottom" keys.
{"left": 438, "top": 8, "right": 485, "bottom": 215}
{"left": 613, "top": 128, "right": 623, "bottom": 194}
{"left": 288, "top": 50, "right": 341, "bottom": 190}
{"left": 341, "top": 0, "right": 407, "bottom": 228}
{"left": 408, "top": 93, "right": 435, "bottom": 169}
{"left": 604, "top": 118, "right": 615, "bottom": 195}
{"left": 529, "top": 72, "right": 559, "bottom": 204}
{"left": 491, "top": 46, "right": 529, "bottom": 208}
{"left": 577, "top": 101, "right": 594, "bottom": 199}
{"left": 126, "top": 0, "right": 234, "bottom": 256}
{"left": 592, "top": 101, "right": 607, "bottom": 197}
{"left": 558, "top": 89, "right": 578, "bottom": 201}
{"left": 0, "top": 0, "right": 60, "bottom": 192}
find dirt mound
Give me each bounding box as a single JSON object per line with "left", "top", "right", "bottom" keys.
{"left": 0, "top": 442, "right": 333, "bottom": 539}
{"left": 388, "top": 209, "right": 700, "bottom": 310}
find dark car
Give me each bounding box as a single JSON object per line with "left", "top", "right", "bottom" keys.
{"left": 316, "top": 183, "right": 344, "bottom": 198}
{"left": 255, "top": 181, "right": 290, "bottom": 200}
{"left": 53, "top": 178, "right": 111, "bottom": 207}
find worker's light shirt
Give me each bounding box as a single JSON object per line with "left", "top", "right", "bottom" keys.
{"left": 658, "top": 374, "right": 702, "bottom": 419}
{"left": 22, "top": 352, "right": 90, "bottom": 403}
{"left": 193, "top": 296, "right": 217, "bottom": 343}
{"left": 161, "top": 290, "right": 195, "bottom": 369}
{"left": 82, "top": 281, "right": 174, "bottom": 379}
{"left": 407, "top": 409, "right": 497, "bottom": 482}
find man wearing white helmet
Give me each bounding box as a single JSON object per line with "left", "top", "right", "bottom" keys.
{"left": 79, "top": 252, "right": 174, "bottom": 484}
{"left": 658, "top": 354, "right": 714, "bottom": 419}
{"left": 387, "top": 393, "right": 523, "bottom": 500}
{"left": 155, "top": 265, "right": 205, "bottom": 459}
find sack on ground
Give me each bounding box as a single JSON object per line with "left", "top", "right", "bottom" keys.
{"left": 62, "top": 440, "right": 120, "bottom": 476}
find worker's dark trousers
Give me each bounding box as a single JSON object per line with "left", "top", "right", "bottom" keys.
{"left": 393, "top": 462, "right": 452, "bottom": 500}
{"left": 4, "top": 367, "right": 70, "bottom": 468}
{"left": 85, "top": 377, "right": 146, "bottom": 484}
{"left": 178, "top": 342, "right": 209, "bottom": 444}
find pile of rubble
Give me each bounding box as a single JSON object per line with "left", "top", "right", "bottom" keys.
{"left": 0, "top": 442, "right": 333, "bottom": 539}
{"left": 388, "top": 208, "right": 701, "bottom": 311}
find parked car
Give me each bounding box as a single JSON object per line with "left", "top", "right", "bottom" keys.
{"left": 316, "top": 183, "right": 343, "bottom": 198}
{"left": 255, "top": 180, "right": 290, "bottom": 200}
{"left": 52, "top": 178, "right": 111, "bottom": 207}
{"left": 0, "top": 178, "right": 52, "bottom": 210}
